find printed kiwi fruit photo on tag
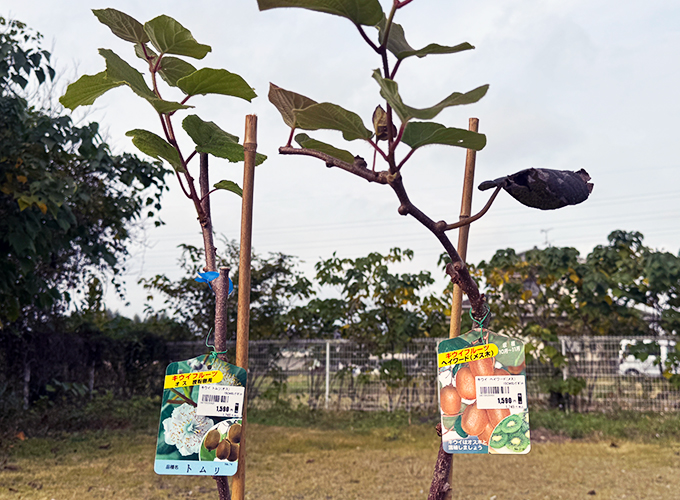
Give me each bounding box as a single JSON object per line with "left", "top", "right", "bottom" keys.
{"left": 437, "top": 329, "right": 530, "bottom": 455}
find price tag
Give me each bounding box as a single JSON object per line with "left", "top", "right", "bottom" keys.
{"left": 196, "top": 385, "right": 245, "bottom": 418}
{"left": 475, "top": 375, "right": 527, "bottom": 411}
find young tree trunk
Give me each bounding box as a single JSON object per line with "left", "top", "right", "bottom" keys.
{"left": 198, "top": 152, "right": 232, "bottom": 500}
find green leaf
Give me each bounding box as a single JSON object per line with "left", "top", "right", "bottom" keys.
{"left": 376, "top": 16, "right": 474, "bottom": 60}
{"left": 125, "top": 129, "right": 184, "bottom": 172}
{"left": 376, "top": 16, "right": 413, "bottom": 59}
{"left": 99, "top": 48, "right": 155, "bottom": 100}
{"left": 147, "top": 98, "right": 193, "bottom": 114}
{"left": 213, "top": 180, "right": 243, "bottom": 197}
{"left": 295, "top": 133, "right": 355, "bottom": 164}
{"left": 268, "top": 83, "right": 317, "bottom": 129}
{"left": 59, "top": 71, "right": 124, "bottom": 110}
{"left": 398, "top": 42, "right": 474, "bottom": 60}
{"left": 372, "top": 69, "right": 488, "bottom": 123}
{"left": 257, "top": 0, "right": 384, "bottom": 26}
{"left": 177, "top": 68, "right": 256, "bottom": 101}
{"left": 402, "top": 122, "right": 486, "bottom": 151}
{"left": 98, "top": 49, "right": 192, "bottom": 114}
{"left": 144, "top": 15, "right": 211, "bottom": 59}
{"left": 134, "top": 42, "right": 157, "bottom": 62}
{"left": 92, "top": 8, "right": 149, "bottom": 44}
{"left": 294, "top": 103, "right": 372, "bottom": 141}
{"left": 182, "top": 115, "right": 266, "bottom": 165}
{"left": 159, "top": 57, "right": 197, "bottom": 87}
{"left": 133, "top": 44, "right": 197, "bottom": 88}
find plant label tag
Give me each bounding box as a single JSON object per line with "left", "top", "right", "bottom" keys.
{"left": 437, "top": 329, "right": 531, "bottom": 455}
{"left": 197, "top": 385, "right": 245, "bottom": 418}
{"left": 475, "top": 375, "right": 527, "bottom": 411}
{"left": 154, "top": 354, "right": 247, "bottom": 476}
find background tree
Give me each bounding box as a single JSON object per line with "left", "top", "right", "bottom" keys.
{"left": 311, "top": 247, "right": 448, "bottom": 351}
{"left": 0, "top": 17, "right": 168, "bottom": 332}
{"left": 0, "top": 16, "right": 170, "bottom": 414}
{"left": 473, "top": 230, "right": 680, "bottom": 388}
{"left": 140, "top": 239, "right": 314, "bottom": 339}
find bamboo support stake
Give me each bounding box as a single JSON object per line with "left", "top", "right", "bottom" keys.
{"left": 230, "top": 115, "right": 258, "bottom": 500}
{"left": 448, "top": 118, "right": 479, "bottom": 339}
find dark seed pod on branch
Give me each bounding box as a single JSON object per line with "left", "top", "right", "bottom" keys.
{"left": 478, "top": 168, "right": 593, "bottom": 210}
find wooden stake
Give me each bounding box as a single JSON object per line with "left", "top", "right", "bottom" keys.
{"left": 230, "top": 115, "right": 258, "bottom": 500}
{"left": 448, "top": 118, "right": 479, "bottom": 339}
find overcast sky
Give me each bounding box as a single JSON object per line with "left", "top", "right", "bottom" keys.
{"left": 6, "top": 1, "right": 680, "bottom": 316}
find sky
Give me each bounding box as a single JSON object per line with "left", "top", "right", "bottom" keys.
{"left": 5, "top": 0, "right": 680, "bottom": 316}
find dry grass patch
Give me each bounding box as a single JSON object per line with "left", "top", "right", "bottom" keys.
{"left": 1, "top": 425, "right": 680, "bottom": 499}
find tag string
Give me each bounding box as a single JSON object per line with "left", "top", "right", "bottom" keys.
{"left": 469, "top": 308, "right": 490, "bottom": 344}
{"left": 205, "top": 328, "right": 228, "bottom": 365}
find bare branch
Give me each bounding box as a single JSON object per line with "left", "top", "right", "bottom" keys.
{"left": 387, "top": 172, "right": 489, "bottom": 320}
{"left": 355, "top": 24, "right": 380, "bottom": 53}
{"left": 279, "top": 146, "right": 389, "bottom": 184}
{"left": 186, "top": 150, "right": 197, "bottom": 165}
{"left": 366, "top": 138, "right": 389, "bottom": 163}
{"left": 174, "top": 168, "right": 192, "bottom": 199}
{"left": 390, "top": 58, "right": 403, "bottom": 79}
{"left": 396, "top": 148, "right": 415, "bottom": 171}
{"left": 444, "top": 186, "right": 502, "bottom": 231}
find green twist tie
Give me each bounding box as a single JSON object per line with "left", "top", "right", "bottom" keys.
{"left": 205, "top": 328, "right": 228, "bottom": 365}
{"left": 469, "top": 308, "right": 490, "bottom": 339}
{"left": 469, "top": 308, "right": 489, "bottom": 328}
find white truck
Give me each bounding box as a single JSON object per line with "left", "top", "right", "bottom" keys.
{"left": 618, "top": 339, "right": 677, "bottom": 376}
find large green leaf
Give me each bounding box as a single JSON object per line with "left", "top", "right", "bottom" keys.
{"left": 295, "top": 133, "right": 355, "bottom": 164}
{"left": 402, "top": 122, "right": 486, "bottom": 151}
{"left": 376, "top": 16, "right": 474, "bottom": 60}
{"left": 213, "top": 180, "right": 243, "bottom": 197}
{"left": 294, "top": 103, "right": 372, "bottom": 141}
{"left": 177, "top": 68, "right": 256, "bottom": 101}
{"left": 372, "top": 69, "right": 488, "bottom": 123}
{"left": 99, "top": 49, "right": 192, "bottom": 113}
{"left": 99, "top": 48, "right": 155, "bottom": 100}
{"left": 182, "top": 115, "right": 266, "bottom": 165}
{"left": 159, "top": 57, "right": 197, "bottom": 87}
{"left": 125, "top": 129, "right": 184, "bottom": 172}
{"left": 257, "top": 0, "right": 383, "bottom": 26}
{"left": 59, "top": 71, "right": 124, "bottom": 110}
{"left": 92, "top": 8, "right": 149, "bottom": 44}
{"left": 144, "top": 15, "right": 211, "bottom": 59}
{"left": 268, "top": 83, "right": 317, "bottom": 128}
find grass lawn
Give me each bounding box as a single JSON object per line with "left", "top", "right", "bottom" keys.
{"left": 2, "top": 417, "right": 680, "bottom": 500}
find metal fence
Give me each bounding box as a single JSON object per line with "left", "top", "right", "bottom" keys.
{"left": 168, "top": 336, "right": 680, "bottom": 413}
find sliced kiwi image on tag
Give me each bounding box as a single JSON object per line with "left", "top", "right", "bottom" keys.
{"left": 489, "top": 432, "right": 508, "bottom": 449}
{"left": 505, "top": 433, "right": 530, "bottom": 453}
{"left": 499, "top": 414, "right": 523, "bottom": 434}
{"left": 490, "top": 412, "right": 530, "bottom": 453}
